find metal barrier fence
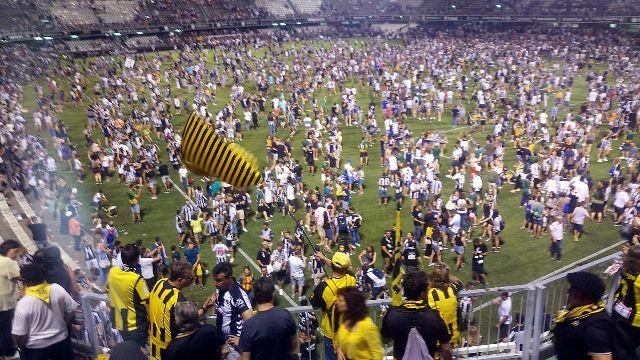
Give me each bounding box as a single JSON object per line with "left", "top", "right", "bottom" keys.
{"left": 76, "top": 251, "right": 624, "bottom": 359}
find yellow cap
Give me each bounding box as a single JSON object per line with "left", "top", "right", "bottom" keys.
{"left": 332, "top": 252, "right": 351, "bottom": 269}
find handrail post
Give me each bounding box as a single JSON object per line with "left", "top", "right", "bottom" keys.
{"left": 606, "top": 272, "right": 621, "bottom": 314}
{"left": 521, "top": 284, "right": 537, "bottom": 359}
{"left": 80, "top": 292, "right": 100, "bottom": 357}
{"left": 530, "top": 284, "right": 546, "bottom": 360}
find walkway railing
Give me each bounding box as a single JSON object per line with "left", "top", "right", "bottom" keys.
{"left": 77, "top": 251, "right": 624, "bottom": 359}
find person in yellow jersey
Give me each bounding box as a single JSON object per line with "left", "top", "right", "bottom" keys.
{"left": 427, "top": 263, "right": 463, "bottom": 347}
{"left": 334, "top": 287, "right": 384, "bottom": 360}
{"left": 309, "top": 251, "right": 356, "bottom": 360}
{"left": 613, "top": 245, "right": 640, "bottom": 348}
{"left": 149, "top": 260, "right": 216, "bottom": 360}
{"left": 105, "top": 244, "right": 150, "bottom": 346}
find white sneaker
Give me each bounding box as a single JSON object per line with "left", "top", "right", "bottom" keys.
{"left": 279, "top": 288, "right": 284, "bottom": 296}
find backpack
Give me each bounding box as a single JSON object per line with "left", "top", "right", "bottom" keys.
{"left": 403, "top": 327, "right": 433, "bottom": 360}
{"left": 371, "top": 268, "right": 385, "bottom": 280}
{"left": 106, "top": 228, "right": 116, "bottom": 247}
{"left": 337, "top": 215, "right": 349, "bottom": 233}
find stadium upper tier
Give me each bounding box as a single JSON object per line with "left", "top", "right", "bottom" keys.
{"left": 1, "top": 0, "right": 639, "bottom": 35}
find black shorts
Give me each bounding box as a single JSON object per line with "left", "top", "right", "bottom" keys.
{"left": 472, "top": 262, "right": 484, "bottom": 274}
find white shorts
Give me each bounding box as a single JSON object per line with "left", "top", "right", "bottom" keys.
{"left": 292, "top": 276, "right": 305, "bottom": 287}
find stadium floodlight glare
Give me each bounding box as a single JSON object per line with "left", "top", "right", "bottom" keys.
{"left": 272, "top": 23, "right": 279, "bottom": 26}
{"left": 279, "top": 22, "right": 286, "bottom": 26}
{"left": 610, "top": 23, "right": 617, "bottom": 28}
{"left": 113, "top": 32, "right": 122, "bottom": 36}
{"left": 174, "top": 29, "right": 182, "bottom": 33}
{"left": 451, "top": 4, "right": 456, "bottom": 8}
{"left": 136, "top": 31, "right": 144, "bottom": 35}
{"left": 296, "top": 21, "right": 302, "bottom": 25}
{"left": 43, "top": 36, "right": 53, "bottom": 40}
{"left": 70, "top": 34, "right": 79, "bottom": 39}
{"left": 496, "top": 4, "right": 502, "bottom": 8}
{"left": 33, "top": 36, "right": 43, "bottom": 40}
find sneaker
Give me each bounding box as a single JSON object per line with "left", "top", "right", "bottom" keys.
{"left": 242, "top": 228, "right": 248, "bottom": 232}
{"left": 279, "top": 288, "right": 284, "bottom": 296}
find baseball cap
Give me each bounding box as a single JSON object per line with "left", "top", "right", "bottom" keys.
{"left": 332, "top": 252, "right": 351, "bottom": 269}
{"left": 567, "top": 271, "right": 605, "bottom": 302}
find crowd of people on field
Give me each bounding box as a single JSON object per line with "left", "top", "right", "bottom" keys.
{"left": 3, "top": 23, "right": 640, "bottom": 360}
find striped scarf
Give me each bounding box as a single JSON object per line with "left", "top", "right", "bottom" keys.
{"left": 553, "top": 301, "right": 605, "bottom": 328}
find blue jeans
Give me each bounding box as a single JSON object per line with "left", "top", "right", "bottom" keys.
{"left": 414, "top": 225, "right": 424, "bottom": 242}
{"left": 269, "top": 124, "right": 276, "bottom": 136}
{"left": 324, "top": 337, "right": 337, "bottom": 360}
{"left": 550, "top": 240, "right": 562, "bottom": 260}
{"left": 350, "top": 229, "right": 361, "bottom": 246}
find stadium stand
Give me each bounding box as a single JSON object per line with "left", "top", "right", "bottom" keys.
{"left": 291, "top": 0, "right": 323, "bottom": 15}
{"left": 255, "top": 0, "right": 295, "bottom": 17}
{"left": 48, "top": 0, "right": 101, "bottom": 29}
{"left": 124, "top": 35, "right": 161, "bottom": 50}
{"left": 93, "top": 0, "right": 140, "bottom": 25}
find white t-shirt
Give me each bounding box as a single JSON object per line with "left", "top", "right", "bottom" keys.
{"left": 572, "top": 207, "right": 589, "bottom": 225}
{"left": 388, "top": 155, "right": 398, "bottom": 171}
{"left": 449, "top": 214, "right": 461, "bottom": 234}
{"left": 213, "top": 243, "right": 229, "bottom": 258}
{"left": 139, "top": 257, "right": 155, "bottom": 280}
{"left": 498, "top": 297, "right": 512, "bottom": 325}
{"left": 12, "top": 283, "right": 77, "bottom": 349}
{"left": 549, "top": 221, "right": 563, "bottom": 241}
{"left": 614, "top": 191, "right": 630, "bottom": 208}
{"left": 178, "top": 167, "right": 189, "bottom": 179}
{"left": 288, "top": 256, "right": 305, "bottom": 279}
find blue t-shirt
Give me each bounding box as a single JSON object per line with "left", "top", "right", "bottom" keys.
{"left": 184, "top": 247, "right": 200, "bottom": 265}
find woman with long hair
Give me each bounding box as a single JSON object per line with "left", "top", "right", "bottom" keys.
{"left": 428, "top": 263, "right": 463, "bottom": 347}
{"left": 334, "top": 287, "right": 383, "bottom": 360}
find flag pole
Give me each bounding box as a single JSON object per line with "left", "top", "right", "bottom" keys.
{"left": 391, "top": 202, "right": 404, "bottom": 306}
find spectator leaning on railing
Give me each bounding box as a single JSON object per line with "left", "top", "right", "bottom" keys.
{"left": 0, "top": 240, "right": 24, "bottom": 359}
{"left": 238, "top": 277, "right": 297, "bottom": 360}
{"left": 309, "top": 251, "right": 356, "bottom": 360}
{"left": 11, "top": 263, "right": 78, "bottom": 360}
{"left": 105, "top": 243, "right": 150, "bottom": 346}
{"left": 381, "top": 269, "right": 453, "bottom": 360}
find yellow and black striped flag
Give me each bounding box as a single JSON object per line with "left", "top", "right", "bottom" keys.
{"left": 181, "top": 112, "right": 263, "bottom": 189}
{"left": 391, "top": 204, "right": 404, "bottom": 306}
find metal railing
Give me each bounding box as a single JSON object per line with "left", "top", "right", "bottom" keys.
{"left": 76, "top": 251, "right": 624, "bottom": 359}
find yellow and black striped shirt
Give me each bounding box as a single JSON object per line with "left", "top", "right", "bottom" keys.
{"left": 614, "top": 272, "right": 640, "bottom": 327}
{"left": 106, "top": 267, "right": 149, "bottom": 334}
{"left": 309, "top": 274, "right": 356, "bottom": 339}
{"left": 427, "top": 283, "right": 461, "bottom": 346}
{"left": 149, "top": 278, "right": 186, "bottom": 360}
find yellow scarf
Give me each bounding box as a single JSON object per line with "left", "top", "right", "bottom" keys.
{"left": 554, "top": 301, "right": 605, "bottom": 327}
{"left": 25, "top": 283, "right": 52, "bottom": 304}
{"left": 401, "top": 299, "right": 428, "bottom": 311}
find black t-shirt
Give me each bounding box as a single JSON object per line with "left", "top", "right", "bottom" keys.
{"left": 380, "top": 236, "right": 394, "bottom": 257}
{"left": 28, "top": 223, "right": 48, "bottom": 243}
{"left": 235, "top": 194, "right": 248, "bottom": 210}
{"left": 256, "top": 249, "right": 271, "bottom": 266}
{"left": 238, "top": 307, "right": 297, "bottom": 360}
{"left": 412, "top": 209, "right": 423, "bottom": 227}
{"left": 159, "top": 164, "right": 170, "bottom": 176}
{"left": 164, "top": 324, "right": 225, "bottom": 360}
{"left": 472, "top": 244, "right": 488, "bottom": 265}
{"left": 402, "top": 247, "right": 420, "bottom": 268}
{"left": 553, "top": 311, "right": 616, "bottom": 360}
{"left": 381, "top": 304, "right": 452, "bottom": 359}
